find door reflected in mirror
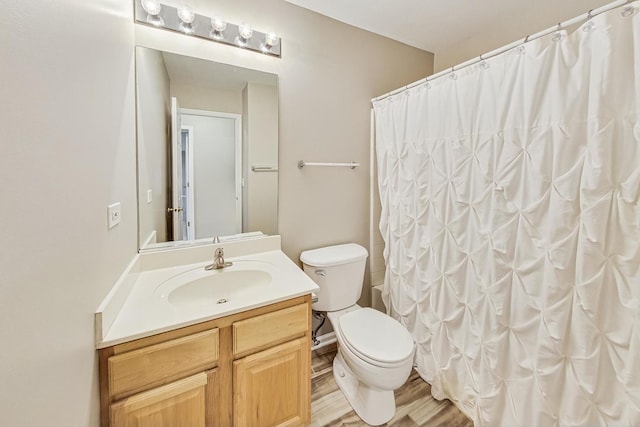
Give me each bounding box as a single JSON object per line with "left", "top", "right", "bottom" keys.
{"left": 135, "top": 46, "right": 278, "bottom": 250}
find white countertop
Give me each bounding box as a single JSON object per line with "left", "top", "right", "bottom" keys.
{"left": 97, "top": 248, "right": 318, "bottom": 348}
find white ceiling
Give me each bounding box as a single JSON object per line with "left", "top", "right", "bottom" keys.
{"left": 283, "top": 0, "right": 583, "bottom": 53}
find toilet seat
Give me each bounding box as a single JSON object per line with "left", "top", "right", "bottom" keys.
{"left": 338, "top": 308, "right": 414, "bottom": 368}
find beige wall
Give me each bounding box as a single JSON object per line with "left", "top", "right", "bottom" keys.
{"left": 137, "top": 47, "right": 170, "bottom": 244}
{"left": 171, "top": 82, "right": 243, "bottom": 114}
{"left": 0, "top": 1, "right": 136, "bottom": 426}
{"left": 434, "top": 0, "right": 612, "bottom": 72}
{"left": 136, "top": 0, "right": 434, "bottom": 309}
{"left": 0, "top": 0, "right": 431, "bottom": 425}
{"left": 243, "top": 82, "right": 279, "bottom": 235}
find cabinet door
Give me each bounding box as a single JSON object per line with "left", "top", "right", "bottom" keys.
{"left": 110, "top": 371, "right": 213, "bottom": 427}
{"left": 233, "top": 337, "right": 310, "bottom": 427}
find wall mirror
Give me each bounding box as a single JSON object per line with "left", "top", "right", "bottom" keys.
{"left": 136, "top": 46, "right": 279, "bottom": 251}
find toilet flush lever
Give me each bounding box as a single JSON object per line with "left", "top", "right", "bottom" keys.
{"left": 315, "top": 269, "right": 326, "bottom": 276}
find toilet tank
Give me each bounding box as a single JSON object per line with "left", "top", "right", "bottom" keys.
{"left": 300, "top": 243, "right": 368, "bottom": 312}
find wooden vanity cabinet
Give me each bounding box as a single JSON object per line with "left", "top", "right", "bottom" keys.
{"left": 99, "top": 295, "right": 312, "bottom": 427}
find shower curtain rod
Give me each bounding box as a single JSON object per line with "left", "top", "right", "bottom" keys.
{"left": 372, "top": 0, "right": 632, "bottom": 103}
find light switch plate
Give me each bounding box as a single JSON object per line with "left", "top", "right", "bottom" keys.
{"left": 147, "top": 189, "right": 153, "bottom": 204}
{"left": 108, "top": 202, "right": 121, "bottom": 229}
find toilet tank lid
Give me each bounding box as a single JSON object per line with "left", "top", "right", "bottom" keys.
{"left": 300, "top": 243, "right": 368, "bottom": 267}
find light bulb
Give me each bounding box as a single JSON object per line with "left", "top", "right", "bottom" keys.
{"left": 177, "top": 4, "right": 195, "bottom": 24}
{"left": 264, "top": 33, "right": 279, "bottom": 47}
{"left": 211, "top": 17, "right": 227, "bottom": 32}
{"left": 238, "top": 22, "right": 253, "bottom": 40}
{"left": 141, "top": 0, "right": 164, "bottom": 26}
{"left": 261, "top": 32, "right": 280, "bottom": 53}
{"left": 141, "top": 0, "right": 161, "bottom": 15}
{"left": 210, "top": 17, "right": 227, "bottom": 40}
{"left": 177, "top": 4, "right": 195, "bottom": 33}
{"left": 235, "top": 23, "right": 253, "bottom": 47}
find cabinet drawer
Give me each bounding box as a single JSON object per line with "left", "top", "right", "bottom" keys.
{"left": 233, "top": 303, "right": 309, "bottom": 356}
{"left": 109, "top": 329, "right": 219, "bottom": 399}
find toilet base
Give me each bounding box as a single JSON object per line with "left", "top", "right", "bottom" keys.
{"left": 333, "top": 350, "right": 396, "bottom": 426}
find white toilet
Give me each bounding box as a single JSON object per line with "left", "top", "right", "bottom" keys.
{"left": 301, "top": 243, "right": 415, "bottom": 426}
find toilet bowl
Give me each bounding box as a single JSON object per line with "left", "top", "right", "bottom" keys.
{"left": 327, "top": 306, "right": 414, "bottom": 425}
{"left": 301, "top": 244, "right": 415, "bottom": 425}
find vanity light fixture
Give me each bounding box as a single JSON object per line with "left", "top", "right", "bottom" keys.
{"left": 134, "top": 0, "right": 281, "bottom": 58}
{"left": 141, "top": 0, "right": 164, "bottom": 26}
{"left": 177, "top": 3, "right": 196, "bottom": 34}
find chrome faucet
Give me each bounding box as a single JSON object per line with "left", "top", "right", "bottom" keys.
{"left": 205, "top": 247, "right": 233, "bottom": 270}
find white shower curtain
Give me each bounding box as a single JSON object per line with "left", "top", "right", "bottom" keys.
{"left": 373, "top": 5, "right": 640, "bottom": 426}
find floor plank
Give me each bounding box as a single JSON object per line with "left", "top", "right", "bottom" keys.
{"left": 310, "top": 344, "right": 473, "bottom": 427}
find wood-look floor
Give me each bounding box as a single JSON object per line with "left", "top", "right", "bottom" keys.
{"left": 310, "top": 344, "right": 473, "bottom": 427}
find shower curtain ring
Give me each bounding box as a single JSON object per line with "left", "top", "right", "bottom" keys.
{"left": 479, "top": 53, "right": 490, "bottom": 69}
{"left": 524, "top": 34, "right": 530, "bottom": 43}
{"left": 449, "top": 65, "right": 458, "bottom": 80}
{"left": 588, "top": 9, "right": 594, "bottom": 20}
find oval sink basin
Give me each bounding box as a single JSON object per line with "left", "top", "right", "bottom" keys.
{"left": 155, "top": 261, "right": 275, "bottom": 309}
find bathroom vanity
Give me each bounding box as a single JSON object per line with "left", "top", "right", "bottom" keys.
{"left": 99, "top": 295, "right": 311, "bottom": 427}
{"left": 96, "top": 32, "right": 316, "bottom": 426}
{"left": 95, "top": 236, "right": 318, "bottom": 427}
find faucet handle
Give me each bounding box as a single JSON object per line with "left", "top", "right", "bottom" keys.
{"left": 214, "top": 247, "right": 224, "bottom": 257}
